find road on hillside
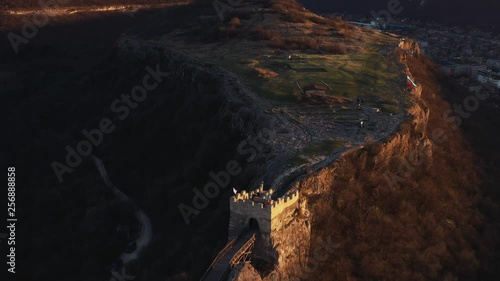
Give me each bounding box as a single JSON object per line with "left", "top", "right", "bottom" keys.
{"left": 92, "top": 156, "right": 153, "bottom": 265}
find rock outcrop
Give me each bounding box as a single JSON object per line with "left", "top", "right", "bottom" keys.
{"left": 229, "top": 262, "right": 263, "bottom": 281}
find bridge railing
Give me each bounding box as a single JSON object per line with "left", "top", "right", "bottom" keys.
{"left": 229, "top": 233, "right": 256, "bottom": 267}
{"left": 199, "top": 238, "right": 237, "bottom": 281}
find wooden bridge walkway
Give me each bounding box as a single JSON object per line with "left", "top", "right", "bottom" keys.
{"left": 200, "top": 230, "right": 257, "bottom": 281}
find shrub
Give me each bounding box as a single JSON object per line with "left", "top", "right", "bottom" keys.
{"left": 255, "top": 25, "right": 277, "bottom": 40}
{"left": 322, "top": 43, "right": 349, "bottom": 54}
{"left": 229, "top": 17, "right": 241, "bottom": 27}
{"left": 269, "top": 36, "right": 285, "bottom": 48}
{"left": 286, "top": 10, "right": 306, "bottom": 23}
{"left": 270, "top": 0, "right": 304, "bottom": 11}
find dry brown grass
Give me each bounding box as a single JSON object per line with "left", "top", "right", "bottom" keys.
{"left": 302, "top": 93, "right": 349, "bottom": 104}
{"left": 254, "top": 66, "right": 278, "bottom": 78}
{"left": 251, "top": 1, "right": 356, "bottom": 54}
{"left": 270, "top": 0, "right": 304, "bottom": 11}
{"left": 255, "top": 25, "right": 276, "bottom": 40}
{"left": 254, "top": 24, "right": 351, "bottom": 54}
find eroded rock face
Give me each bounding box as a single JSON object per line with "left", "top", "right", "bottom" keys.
{"left": 398, "top": 39, "right": 422, "bottom": 58}
{"left": 263, "top": 198, "right": 312, "bottom": 281}
{"left": 229, "top": 262, "right": 263, "bottom": 281}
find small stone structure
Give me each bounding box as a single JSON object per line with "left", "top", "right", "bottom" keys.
{"left": 228, "top": 183, "right": 300, "bottom": 240}
{"left": 302, "top": 84, "right": 328, "bottom": 95}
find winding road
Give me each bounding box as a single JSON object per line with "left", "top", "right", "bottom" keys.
{"left": 92, "top": 156, "right": 153, "bottom": 265}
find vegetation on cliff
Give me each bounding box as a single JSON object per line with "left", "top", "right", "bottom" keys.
{"left": 305, "top": 53, "right": 499, "bottom": 281}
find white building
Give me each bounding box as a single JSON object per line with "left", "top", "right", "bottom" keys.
{"left": 441, "top": 64, "right": 486, "bottom": 79}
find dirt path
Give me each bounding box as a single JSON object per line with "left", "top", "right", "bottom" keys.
{"left": 92, "top": 156, "right": 153, "bottom": 265}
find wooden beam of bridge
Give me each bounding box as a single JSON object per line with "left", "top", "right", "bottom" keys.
{"left": 200, "top": 231, "right": 257, "bottom": 281}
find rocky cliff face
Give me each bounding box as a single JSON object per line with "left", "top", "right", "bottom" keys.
{"left": 252, "top": 41, "right": 432, "bottom": 281}
{"left": 292, "top": 40, "right": 486, "bottom": 280}
{"left": 229, "top": 262, "right": 263, "bottom": 281}
{"left": 225, "top": 40, "right": 429, "bottom": 280}
{"left": 262, "top": 197, "right": 312, "bottom": 281}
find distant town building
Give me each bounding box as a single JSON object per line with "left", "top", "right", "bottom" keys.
{"left": 467, "top": 57, "right": 484, "bottom": 64}
{"left": 470, "top": 65, "right": 488, "bottom": 79}
{"left": 441, "top": 64, "right": 486, "bottom": 79}
{"left": 478, "top": 69, "right": 500, "bottom": 89}
{"left": 441, "top": 64, "right": 469, "bottom": 77}
{"left": 370, "top": 18, "right": 385, "bottom": 29}
{"left": 348, "top": 21, "right": 373, "bottom": 28}
{"left": 463, "top": 46, "right": 473, "bottom": 55}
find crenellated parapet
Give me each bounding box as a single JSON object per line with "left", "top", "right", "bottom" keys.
{"left": 232, "top": 185, "right": 273, "bottom": 202}
{"left": 228, "top": 183, "right": 300, "bottom": 240}
{"left": 271, "top": 189, "right": 299, "bottom": 208}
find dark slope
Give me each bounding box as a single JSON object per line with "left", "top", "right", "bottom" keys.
{"left": 299, "top": 0, "right": 500, "bottom": 28}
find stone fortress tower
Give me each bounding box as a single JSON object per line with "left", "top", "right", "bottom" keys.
{"left": 228, "top": 182, "right": 300, "bottom": 239}
{"left": 228, "top": 182, "right": 304, "bottom": 263}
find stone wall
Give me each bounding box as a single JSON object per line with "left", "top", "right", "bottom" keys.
{"left": 228, "top": 188, "right": 300, "bottom": 240}
{"left": 229, "top": 194, "right": 272, "bottom": 239}
{"left": 270, "top": 190, "right": 299, "bottom": 231}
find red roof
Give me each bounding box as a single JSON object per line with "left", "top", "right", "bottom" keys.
{"left": 303, "top": 85, "right": 328, "bottom": 91}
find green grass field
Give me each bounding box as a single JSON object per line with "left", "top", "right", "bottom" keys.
{"left": 206, "top": 36, "right": 406, "bottom": 111}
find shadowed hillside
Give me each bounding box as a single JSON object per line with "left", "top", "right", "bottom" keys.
{"left": 1, "top": 0, "right": 499, "bottom": 280}
{"left": 305, "top": 51, "right": 500, "bottom": 281}
{"left": 298, "top": 0, "right": 500, "bottom": 27}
